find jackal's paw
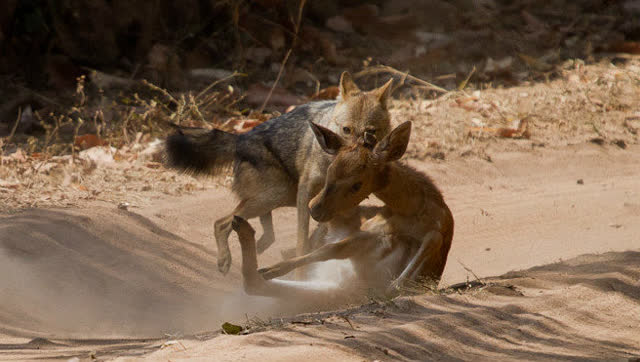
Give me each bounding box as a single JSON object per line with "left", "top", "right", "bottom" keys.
{"left": 217, "top": 253, "right": 232, "bottom": 275}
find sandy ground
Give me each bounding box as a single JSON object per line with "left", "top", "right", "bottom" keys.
{"left": 0, "top": 141, "right": 639, "bottom": 361}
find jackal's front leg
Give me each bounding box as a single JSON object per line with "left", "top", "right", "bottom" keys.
{"left": 295, "top": 177, "right": 314, "bottom": 279}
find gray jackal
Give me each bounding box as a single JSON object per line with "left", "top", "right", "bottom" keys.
{"left": 165, "top": 72, "right": 393, "bottom": 275}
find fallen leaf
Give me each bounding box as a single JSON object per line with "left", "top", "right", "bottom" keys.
{"left": 72, "top": 183, "right": 88, "bottom": 191}
{"left": 0, "top": 179, "right": 20, "bottom": 189}
{"left": 221, "top": 322, "right": 243, "bottom": 335}
{"left": 310, "top": 86, "right": 340, "bottom": 100}
{"left": 612, "top": 139, "right": 627, "bottom": 149}
{"left": 160, "top": 340, "right": 187, "bottom": 351}
{"left": 75, "top": 134, "right": 108, "bottom": 150}
{"left": 608, "top": 41, "right": 640, "bottom": 54}
{"left": 467, "top": 119, "right": 530, "bottom": 139}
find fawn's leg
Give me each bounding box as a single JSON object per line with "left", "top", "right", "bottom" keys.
{"left": 259, "top": 231, "right": 378, "bottom": 280}
{"left": 387, "top": 231, "right": 443, "bottom": 294}
{"left": 232, "top": 216, "right": 344, "bottom": 300}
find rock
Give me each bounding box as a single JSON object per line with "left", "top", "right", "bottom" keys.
{"left": 302, "top": 26, "right": 338, "bottom": 65}
{"left": 326, "top": 15, "right": 354, "bottom": 33}
{"left": 246, "top": 47, "right": 273, "bottom": 64}
{"left": 623, "top": 0, "right": 640, "bottom": 14}
{"left": 269, "top": 28, "right": 286, "bottom": 52}
{"left": 484, "top": 56, "right": 513, "bottom": 74}
{"left": 246, "top": 83, "right": 302, "bottom": 111}
{"left": 188, "top": 68, "right": 234, "bottom": 80}
{"left": 343, "top": 4, "right": 380, "bottom": 34}
{"left": 79, "top": 146, "right": 117, "bottom": 166}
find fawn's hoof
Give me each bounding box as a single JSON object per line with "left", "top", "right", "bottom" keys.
{"left": 258, "top": 266, "right": 281, "bottom": 280}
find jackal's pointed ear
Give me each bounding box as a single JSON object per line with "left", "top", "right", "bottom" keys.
{"left": 370, "top": 78, "right": 394, "bottom": 109}
{"left": 338, "top": 71, "right": 360, "bottom": 101}
{"left": 373, "top": 121, "right": 411, "bottom": 162}
{"left": 310, "top": 122, "right": 344, "bottom": 155}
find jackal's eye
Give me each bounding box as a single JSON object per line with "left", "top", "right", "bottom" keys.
{"left": 342, "top": 127, "right": 351, "bottom": 134}
{"left": 351, "top": 182, "right": 362, "bottom": 193}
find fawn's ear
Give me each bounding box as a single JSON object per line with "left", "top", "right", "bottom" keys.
{"left": 373, "top": 121, "right": 411, "bottom": 162}
{"left": 310, "top": 122, "right": 344, "bottom": 155}
{"left": 370, "top": 78, "right": 394, "bottom": 109}
{"left": 338, "top": 71, "right": 360, "bottom": 101}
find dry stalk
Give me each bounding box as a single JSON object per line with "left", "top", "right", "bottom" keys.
{"left": 195, "top": 71, "right": 244, "bottom": 101}
{"left": 457, "top": 66, "right": 476, "bottom": 91}
{"left": 355, "top": 65, "right": 448, "bottom": 93}
{"left": 456, "top": 259, "right": 487, "bottom": 286}
{"left": 5, "top": 107, "right": 22, "bottom": 146}
{"left": 142, "top": 79, "right": 179, "bottom": 105}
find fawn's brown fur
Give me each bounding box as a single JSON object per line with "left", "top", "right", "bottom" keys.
{"left": 231, "top": 121, "right": 454, "bottom": 300}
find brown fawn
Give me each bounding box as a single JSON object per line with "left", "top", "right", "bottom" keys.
{"left": 231, "top": 121, "right": 454, "bottom": 301}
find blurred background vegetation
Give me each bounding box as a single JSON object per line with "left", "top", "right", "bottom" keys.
{"left": 1, "top": 0, "right": 639, "bottom": 148}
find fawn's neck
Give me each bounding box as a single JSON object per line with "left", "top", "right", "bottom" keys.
{"left": 374, "top": 163, "right": 425, "bottom": 216}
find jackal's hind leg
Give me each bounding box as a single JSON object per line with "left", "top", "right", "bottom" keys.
{"left": 256, "top": 212, "right": 276, "bottom": 254}
{"left": 216, "top": 195, "right": 286, "bottom": 275}
{"left": 214, "top": 213, "right": 234, "bottom": 275}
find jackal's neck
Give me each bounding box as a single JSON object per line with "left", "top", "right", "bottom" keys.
{"left": 374, "top": 163, "right": 442, "bottom": 216}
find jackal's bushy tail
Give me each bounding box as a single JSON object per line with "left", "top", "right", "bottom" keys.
{"left": 164, "top": 127, "right": 236, "bottom": 176}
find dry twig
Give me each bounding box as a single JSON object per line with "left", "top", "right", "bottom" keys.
{"left": 355, "top": 65, "right": 448, "bottom": 93}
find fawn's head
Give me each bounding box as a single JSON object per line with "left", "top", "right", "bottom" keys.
{"left": 308, "top": 121, "right": 412, "bottom": 222}
{"left": 331, "top": 72, "right": 394, "bottom": 145}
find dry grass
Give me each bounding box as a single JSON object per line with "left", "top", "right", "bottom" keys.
{"left": 0, "top": 75, "right": 247, "bottom": 212}
{"left": 392, "top": 58, "right": 640, "bottom": 161}
{"left": 2, "top": 58, "right": 639, "bottom": 212}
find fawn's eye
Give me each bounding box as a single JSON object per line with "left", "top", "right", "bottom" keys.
{"left": 342, "top": 127, "right": 351, "bottom": 134}
{"left": 351, "top": 182, "right": 362, "bottom": 193}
